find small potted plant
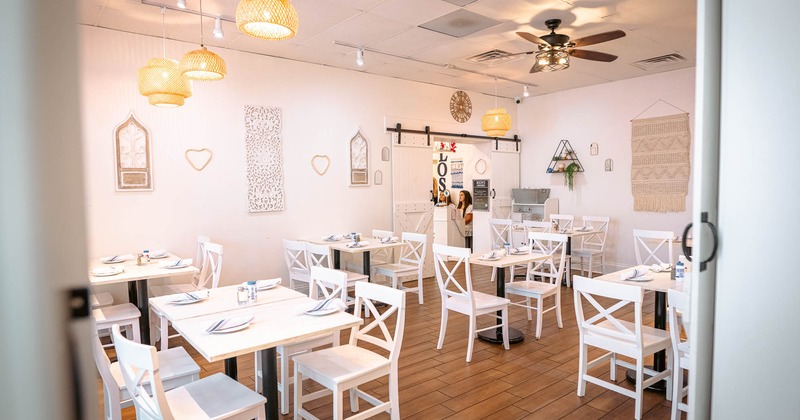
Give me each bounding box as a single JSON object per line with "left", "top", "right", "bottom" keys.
{"left": 564, "top": 162, "right": 579, "bottom": 191}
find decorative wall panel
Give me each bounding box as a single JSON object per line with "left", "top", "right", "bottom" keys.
{"left": 114, "top": 113, "right": 152, "bottom": 191}
{"left": 245, "top": 105, "right": 285, "bottom": 212}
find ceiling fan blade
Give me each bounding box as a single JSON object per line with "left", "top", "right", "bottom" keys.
{"left": 516, "top": 31, "right": 550, "bottom": 47}
{"left": 507, "top": 50, "right": 537, "bottom": 57}
{"left": 571, "top": 30, "right": 626, "bottom": 47}
{"left": 569, "top": 49, "right": 618, "bottom": 62}
{"left": 530, "top": 62, "right": 546, "bottom": 73}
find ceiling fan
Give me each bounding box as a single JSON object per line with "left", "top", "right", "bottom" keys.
{"left": 515, "top": 19, "right": 626, "bottom": 73}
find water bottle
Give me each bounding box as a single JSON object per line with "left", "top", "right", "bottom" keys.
{"left": 247, "top": 280, "right": 257, "bottom": 302}
{"left": 675, "top": 260, "right": 685, "bottom": 281}
{"left": 143, "top": 249, "right": 150, "bottom": 264}
{"left": 504, "top": 241, "right": 511, "bottom": 255}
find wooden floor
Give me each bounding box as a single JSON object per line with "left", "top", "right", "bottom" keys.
{"left": 98, "top": 265, "right": 678, "bottom": 419}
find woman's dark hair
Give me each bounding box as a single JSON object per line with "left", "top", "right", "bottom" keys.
{"left": 458, "top": 190, "right": 472, "bottom": 217}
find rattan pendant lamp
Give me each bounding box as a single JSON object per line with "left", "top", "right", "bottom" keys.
{"left": 180, "top": 0, "right": 227, "bottom": 81}
{"left": 236, "top": 0, "right": 299, "bottom": 40}
{"left": 138, "top": 7, "right": 192, "bottom": 107}
{"left": 482, "top": 77, "right": 511, "bottom": 137}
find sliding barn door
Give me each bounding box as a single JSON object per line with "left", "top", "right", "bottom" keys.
{"left": 490, "top": 144, "right": 520, "bottom": 219}
{"left": 391, "top": 133, "right": 434, "bottom": 277}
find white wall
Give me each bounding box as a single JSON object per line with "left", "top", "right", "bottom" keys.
{"left": 517, "top": 68, "right": 696, "bottom": 268}
{"left": 79, "top": 26, "right": 516, "bottom": 295}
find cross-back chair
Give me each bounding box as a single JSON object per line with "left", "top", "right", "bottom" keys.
{"left": 371, "top": 232, "right": 427, "bottom": 304}
{"left": 633, "top": 229, "right": 675, "bottom": 266}
{"left": 573, "top": 216, "right": 610, "bottom": 278}
{"left": 488, "top": 218, "right": 513, "bottom": 283}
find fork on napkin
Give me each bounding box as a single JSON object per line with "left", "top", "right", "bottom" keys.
{"left": 509, "top": 245, "right": 531, "bottom": 254}
{"left": 650, "top": 263, "right": 671, "bottom": 272}
{"left": 346, "top": 241, "right": 370, "bottom": 248}
{"left": 206, "top": 316, "right": 254, "bottom": 333}
{"left": 481, "top": 249, "right": 505, "bottom": 259}
{"left": 150, "top": 249, "right": 168, "bottom": 258}
{"left": 380, "top": 236, "right": 399, "bottom": 243}
{"left": 255, "top": 278, "right": 282, "bottom": 290}
{"left": 323, "top": 234, "right": 343, "bottom": 241}
{"left": 159, "top": 258, "right": 193, "bottom": 268}
{"left": 293, "top": 298, "right": 347, "bottom": 315}
{"left": 620, "top": 266, "right": 649, "bottom": 280}
{"left": 100, "top": 254, "right": 135, "bottom": 263}
{"left": 91, "top": 266, "right": 124, "bottom": 276}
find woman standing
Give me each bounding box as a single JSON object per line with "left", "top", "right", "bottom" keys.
{"left": 457, "top": 190, "right": 474, "bottom": 251}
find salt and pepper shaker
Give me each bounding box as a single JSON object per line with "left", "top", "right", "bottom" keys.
{"left": 237, "top": 285, "right": 248, "bottom": 305}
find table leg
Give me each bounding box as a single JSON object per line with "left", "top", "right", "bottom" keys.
{"left": 626, "top": 290, "right": 668, "bottom": 391}
{"left": 224, "top": 357, "right": 238, "bottom": 380}
{"left": 566, "top": 237, "right": 573, "bottom": 286}
{"left": 477, "top": 267, "right": 524, "bottom": 344}
{"left": 261, "top": 348, "right": 279, "bottom": 420}
{"left": 333, "top": 249, "right": 341, "bottom": 269}
{"left": 362, "top": 251, "right": 371, "bottom": 281}
{"left": 129, "top": 279, "right": 151, "bottom": 345}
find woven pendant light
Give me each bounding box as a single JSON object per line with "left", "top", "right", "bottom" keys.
{"left": 180, "top": 0, "right": 227, "bottom": 81}
{"left": 138, "top": 58, "right": 192, "bottom": 107}
{"left": 236, "top": 0, "right": 299, "bottom": 40}
{"left": 482, "top": 78, "right": 511, "bottom": 137}
{"left": 138, "top": 7, "right": 192, "bottom": 107}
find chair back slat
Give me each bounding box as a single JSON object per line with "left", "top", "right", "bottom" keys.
{"left": 112, "top": 325, "right": 174, "bottom": 420}
{"left": 351, "top": 282, "right": 406, "bottom": 364}
{"left": 195, "top": 241, "right": 223, "bottom": 289}
{"left": 432, "top": 244, "right": 474, "bottom": 305}
{"left": 283, "top": 239, "right": 310, "bottom": 273}
{"left": 306, "top": 242, "right": 334, "bottom": 269}
{"left": 522, "top": 220, "right": 552, "bottom": 233}
{"left": 371, "top": 229, "right": 395, "bottom": 263}
{"left": 633, "top": 229, "right": 675, "bottom": 266}
{"left": 309, "top": 266, "right": 347, "bottom": 300}
{"left": 550, "top": 214, "right": 574, "bottom": 231}
{"left": 668, "top": 288, "right": 691, "bottom": 351}
{"left": 398, "top": 232, "right": 427, "bottom": 268}
{"left": 578, "top": 216, "right": 610, "bottom": 251}
{"left": 489, "top": 218, "right": 513, "bottom": 248}
{"left": 573, "top": 276, "right": 644, "bottom": 349}
{"left": 526, "top": 232, "right": 568, "bottom": 284}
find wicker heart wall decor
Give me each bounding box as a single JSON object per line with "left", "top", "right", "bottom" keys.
{"left": 185, "top": 148, "right": 213, "bottom": 171}
{"left": 311, "top": 154, "right": 330, "bottom": 175}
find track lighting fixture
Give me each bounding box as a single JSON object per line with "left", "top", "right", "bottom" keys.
{"left": 213, "top": 16, "right": 224, "bottom": 38}
{"left": 356, "top": 49, "right": 364, "bottom": 66}
{"left": 523, "top": 85, "right": 530, "bottom": 97}
{"left": 177, "top": 0, "right": 186, "bottom": 9}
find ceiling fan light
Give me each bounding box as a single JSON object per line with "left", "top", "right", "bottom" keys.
{"left": 535, "top": 50, "right": 570, "bottom": 72}
{"left": 482, "top": 108, "right": 511, "bottom": 137}
{"left": 138, "top": 58, "right": 193, "bottom": 107}
{"left": 180, "top": 46, "right": 227, "bottom": 80}
{"left": 236, "top": 0, "right": 299, "bottom": 40}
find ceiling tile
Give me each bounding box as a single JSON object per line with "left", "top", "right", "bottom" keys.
{"left": 370, "top": 27, "right": 455, "bottom": 57}
{"left": 419, "top": 9, "right": 502, "bottom": 38}
{"left": 300, "top": 11, "right": 412, "bottom": 50}
{"left": 368, "top": 0, "right": 460, "bottom": 27}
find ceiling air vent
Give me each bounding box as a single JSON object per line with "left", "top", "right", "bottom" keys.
{"left": 631, "top": 53, "right": 687, "bottom": 71}
{"left": 463, "top": 49, "right": 522, "bottom": 66}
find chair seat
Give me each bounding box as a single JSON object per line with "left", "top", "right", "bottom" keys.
{"left": 374, "top": 263, "right": 417, "bottom": 277}
{"left": 505, "top": 280, "right": 559, "bottom": 297}
{"left": 93, "top": 303, "right": 140, "bottom": 325}
{"left": 572, "top": 248, "right": 603, "bottom": 257}
{"left": 150, "top": 283, "right": 198, "bottom": 297}
{"left": 339, "top": 269, "right": 368, "bottom": 284}
{"left": 111, "top": 346, "right": 200, "bottom": 401}
{"left": 446, "top": 291, "right": 509, "bottom": 313}
{"left": 91, "top": 292, "right": 114, "bottom": 308}
{"left": 586, "top": 319, "right": 671, "bottom": 355}
{"left": 165, "top": 373, "right": 266, "bottom": 419}
{"left": 293, "top": 344, "right": 389, "bottom": 386}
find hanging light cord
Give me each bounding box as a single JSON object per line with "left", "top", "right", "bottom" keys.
{"left": 161, "top": 7, "right": 166, "bottom": 58}
{"left": 494, "top": 77, "right": 498, "bottom": 108}
{"left": 199, "top": 0, "right": 205, "bottom": 47}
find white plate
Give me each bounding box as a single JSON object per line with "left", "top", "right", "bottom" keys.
{"left": 150, "top": 254, "right": 169, "bottom": 259}
{"left": 170, "top": 294, "right": 207, "bottom": 305}
{"left": 346, "top": 244, "right": 366, "bottom": 249}
{"left": 305, "top": 307, "right": 339, "bottom": 316}
{"left": 91, "top": 267, "right": 124, "bottom": 277}
{"left": 102, "top": 259, "right": 125, "bottom": 264}
{"left": 626, "top": 275, "right": 654, "bottom": 282}
{"left": 479, "top": 256, "right": 502, "bottom": 261}
{"left": 511, "top": 251, "right": 529, "bottom": 255}
{"left": 257, "top": 280, "right": 281, "bottom": 291}
{"left": 162, "top": 263, "right": 191, "bottom": 269}
{"left": 210, "top": 322, "right": 251, "bottom": 334}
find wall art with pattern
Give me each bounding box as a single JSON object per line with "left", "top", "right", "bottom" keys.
{"left": 349, "top": 130, "right": 369, "bottom": 186}
{"left": 245, "top": 105, "right": 285, "bottom": 212}
{"left": 113, "top": 112, "right": 152, "bottom": 191}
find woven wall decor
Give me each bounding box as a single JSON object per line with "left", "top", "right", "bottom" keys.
{"left": 245, "top": 105, "right": 285, "bottom": 212}
{"left": 185, "top": 148, "right": 213, "bottom": 171}
{"left": 630, "top": 113, "right": 691, "bottom": 212}
{"left": 113, "top": 113, "right": 152, "bottom": 191}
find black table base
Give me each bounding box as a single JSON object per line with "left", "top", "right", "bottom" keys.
{"left": 476, "top": 266, "right": 524, "bottom": 344}
{"left": 624, "top": 291, "right": 669, "bottom": 393}
{"left": 625, "top": 368, "right": 668, "bottom": 392}
{"left": 128, "top": 279, "right": 151, "bottom": 345}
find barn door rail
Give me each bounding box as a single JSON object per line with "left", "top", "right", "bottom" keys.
{"left": 388, "top": 123, "right": 521, "bottom": 151}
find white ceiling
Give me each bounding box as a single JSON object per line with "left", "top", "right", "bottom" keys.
{"left": 78, "top": 0, "right": 697, "bottom": 99}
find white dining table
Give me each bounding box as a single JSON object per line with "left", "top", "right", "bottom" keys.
{"left": 327, "top": 239, "right": 406, "bottom": 280}
{"left": 593, "top": 267, "right": 685, "bottom": 391}
{"left": 169, "top": 288, "right": 363, "bottom": 420}
{"left": 88, "top": 253, "right": 198, "bottom": 345}
{"left": 469, "top": 250, "right": 550, "bottom": 344}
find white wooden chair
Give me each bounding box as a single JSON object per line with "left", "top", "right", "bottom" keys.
{"left": 508, "top": 220, "right": 554, "bottom": 279}
{"left": 91, "top": 292, "right": 114, "bottom": 308}
{"left": 488, "top": 218, "right": 513, "bottom": 283}
{"left": 370, "top": 228, "right": 396, "bottom": 267}
{"left": 153, "top": 242, "right": 224, "bottom": 350}
{"left": 92, "top": 328, "right": 199, "bottom": 420}
{"left": 633, "top": 229, "right": 675, "bottom": 266}
{"left": 433, "top": 244, "right": 510, "bottom": 362}
{"left": 293, "top": 282, "right": 407, "bottom": 420}
{"left": 668, "top": 288, "right": 692, "bottom": 420}
{"left": 283, "top": 239, "right": 311, "bottom": 291}
{"left": 550, "top": 214, "right": 574, "bottom": 231}
{"left": 572, "top": 216, "right": 610, "bottom": 278}
{"left": 255, "top": 266, "right": 348, "bottom": 414}
{"left": 112, "top": 325, "right": 266, "bottom": 420}
{"left": 371, "top": 232, "right": 427, "bottom": 304}
{"left": 306, "top": 242, "right": 369, "bottom": 309}
{"left": 93, "top": 303, "right": 141, "bottom": 347}
{"left": 505, "top": 232, "right": 568, "bottom": 339}
{"left": 149, "top": 235, "right": 211, "bottom": 297}
{"left": 573, "top": 276, "right": 673, "bottom": 420}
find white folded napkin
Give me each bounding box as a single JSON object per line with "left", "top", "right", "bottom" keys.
{"left": 206, "top": 315, "right": 254, "bottom": 333}
{"left": 481, "top": 249, "right": 505, "bottom": 259}
{"left": 575, "top": 226, "right": 590, "bottom": 232}
{"left": 380, "top": 236, "right": 399, "bottom": 243}
{"left": 323, "top": 234, "right": 343, "bottom": 241}
{"left": 100, "top": 254, "right": 135, "bottom": 263}
{"left": 159, "top": 258, "right": 193, "bottom": 268}
{"left": 292, "top": 298, "right": 347, "bottom": 315}
{"left": 346, "top": 241, "right": 370, "bottom": 248}
{"left": 509, "top": 245, "right": 531, "bottom": 254}
{"left": 150, "top": 249, "right": 168, "bottom": 258}
{"left": 620, "top": 266, "right": 650, "bottom": 280}
{"left": 650, "top": 263, "right": 671, "bottom": 272}
{"left": 91, "top": 266, "right": 124, "bottom": 276}
{"left": 255, "top": 278, "right": 282, "bottom": 290}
